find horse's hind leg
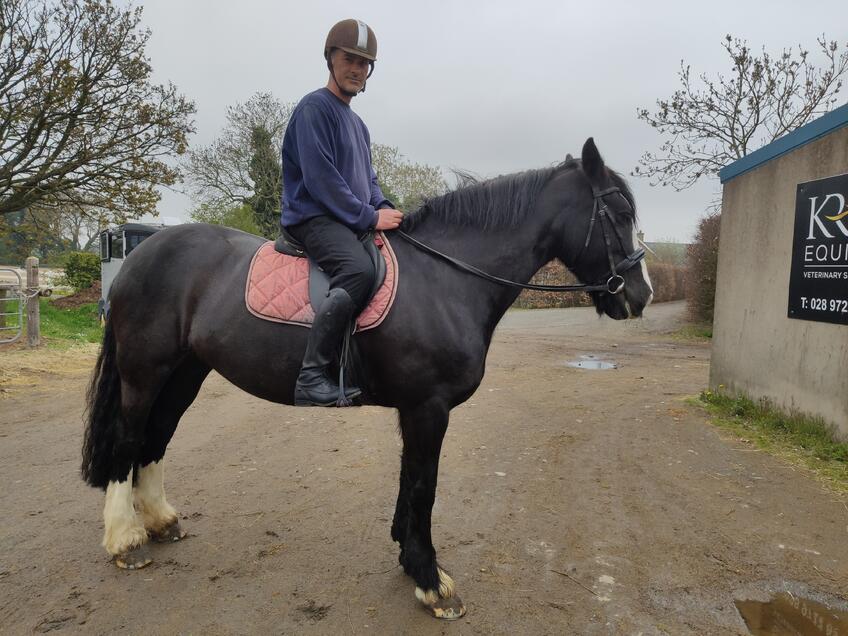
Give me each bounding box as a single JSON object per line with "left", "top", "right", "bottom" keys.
{"left": 135, "top": 356, "right": 210, "bottom": 543}
{"left": 103, "top": 466, "right": 151, "bottom": 569}
{"left": 396, "top": 402, "right": 466, "bottom": 620}
{"left": 102, "top": 380, "right": 162, "bottom": 569}
{"left": 135, "top": 461, "right": 184, "bottom": 542}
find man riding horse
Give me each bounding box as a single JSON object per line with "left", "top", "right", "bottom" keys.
{"left": 281, "top": 19, "right": 404, "bottom": 407}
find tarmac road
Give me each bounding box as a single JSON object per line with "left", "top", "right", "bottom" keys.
{"left": 1, "top": 301, "right": 846, "bottom": 634}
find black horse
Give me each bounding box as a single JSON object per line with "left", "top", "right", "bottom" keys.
{"left": 81, "top": 138, "right": 652, "bottom": 619}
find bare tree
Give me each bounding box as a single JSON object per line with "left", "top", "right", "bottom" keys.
{"left": 634, "top": 35, "right": 848, "bottom": 190}
{"left": 184, "top": 92, "right": 293, "bottom": 208}
{"left": 0, "top": 0, "right": 195, "bottom": 218}
{"left": 58, "top": 205, "right": 102, "bottom": 251}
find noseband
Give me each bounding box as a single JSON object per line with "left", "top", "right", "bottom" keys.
{"left": 396, "top": 186, "right": 646, "bottom": 295}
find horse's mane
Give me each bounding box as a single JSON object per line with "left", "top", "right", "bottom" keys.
{"left": 400, "top": 157, "right": 635, "bottom": 231}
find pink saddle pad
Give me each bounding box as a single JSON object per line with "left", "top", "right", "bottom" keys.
{"left": 244, "top": 232, "right": 398, "bottom": 331}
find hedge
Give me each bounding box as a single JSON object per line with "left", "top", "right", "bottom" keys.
{"left": 63, "top": 251, "right": 101, "bottom": 291}
{"left": 685, "top": 213, "right": 721, "bottom": 324}
{"left": 514, "top": 260, "right": 685, "bottom": 309}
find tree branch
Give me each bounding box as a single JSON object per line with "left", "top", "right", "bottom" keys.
{"left": 634, "top": 34, "right": 847, "bottom": 192}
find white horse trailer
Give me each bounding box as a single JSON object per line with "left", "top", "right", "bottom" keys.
{"left": 98, "top": 223, "right": 167, "bottom": 320}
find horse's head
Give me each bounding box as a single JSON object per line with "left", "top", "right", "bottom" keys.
{"left": 551, "top": 138, "right": 653, "bottom": 319}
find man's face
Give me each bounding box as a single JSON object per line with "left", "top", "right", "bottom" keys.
{"left": 331, "top": 49, "right": 371, "bottom": 94}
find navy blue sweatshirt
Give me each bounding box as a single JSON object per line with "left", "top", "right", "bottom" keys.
{"left": 280, "top": 88, "right": 391, "bottom": 231}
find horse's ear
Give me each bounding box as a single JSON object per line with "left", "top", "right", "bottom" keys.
{"left": 581, "top": 137, "right": 604, "bottom": 181}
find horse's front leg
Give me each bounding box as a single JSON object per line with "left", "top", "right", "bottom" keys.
{"left": 396, "top": 402, "right": 466, "bottom": 620}
{"left": 390, "top": 454, "right": 410, "bottom": 548}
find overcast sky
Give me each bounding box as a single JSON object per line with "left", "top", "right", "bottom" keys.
{"left": 138, "top": 0, "right": 847, "bottom": 242}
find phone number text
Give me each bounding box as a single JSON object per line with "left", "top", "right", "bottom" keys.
{"left": 799, "top": 297, "right": 848, "bottom": 313}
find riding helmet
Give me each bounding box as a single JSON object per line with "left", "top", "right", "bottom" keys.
{"left": 324, "top": 19, "right": 377, "bottom": 61}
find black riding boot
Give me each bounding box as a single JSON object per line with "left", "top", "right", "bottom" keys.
{"left": 294, "top": 288, "right": 362, "bottom": 407}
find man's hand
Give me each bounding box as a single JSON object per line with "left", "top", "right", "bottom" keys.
{"left": 375, "top": 208, "right": 404, "bottom": 230}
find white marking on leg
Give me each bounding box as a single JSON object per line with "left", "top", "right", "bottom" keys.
{"left": 414, "top": 567, "right": 456, "bottom": 606}
{"left": 135, "top": 460, "right": 178, "bottom": 534}
{"left": 102, "top": 468, "right": 148, "bottom": 555}
{"left": 437, "top": 567, "right": 455, "bottom": 599}
{"left": 415, "top": 586, "right": 439, "bottom": 605}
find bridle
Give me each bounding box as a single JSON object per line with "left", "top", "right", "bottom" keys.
{"left": 570, "top": 185, "right": 646, "bottom": 294}
{"left": 395, "top": 185, "right": 646, "bottom": 295}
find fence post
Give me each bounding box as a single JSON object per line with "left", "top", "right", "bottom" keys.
{"left": 26, "top": 256, "right": 40, "bottom": 347}
{"left": 0, "top": 287, "right": 6, "bottom": 329}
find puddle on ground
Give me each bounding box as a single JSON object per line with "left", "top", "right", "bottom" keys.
{"left": 736, "top": 593, "right": 848, "bottom": 635}
{"left": 568, "top": 360, "right": 617, "bottom": 369}
{"left": 566, "top": 354, "right": 617, "bottom": 370}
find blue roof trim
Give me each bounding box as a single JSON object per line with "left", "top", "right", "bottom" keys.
{"left": 719, "top": 103, "right": 848, "bottom": 184}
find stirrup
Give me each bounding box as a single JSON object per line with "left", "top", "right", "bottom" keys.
{"left": 294, "top": 382, "right": 361, "bottom": 407}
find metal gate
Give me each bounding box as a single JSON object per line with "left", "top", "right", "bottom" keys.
{"left": 0, "top": 268, "right": 24, "bottom": 344}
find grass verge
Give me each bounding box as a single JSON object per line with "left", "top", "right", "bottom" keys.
{"left": 696, "top": 390, "right": 848, "bottom": 494}
{"left": 1, "top": 299, "right": 101, "bottom": 395}
{"left": 673, "top": 323, "right": 712, "bottom": 340}
{"left": 27, "top": 298, "right": 102, "bottom": 347}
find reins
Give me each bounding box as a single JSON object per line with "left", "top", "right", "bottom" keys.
{"left": 395, "top": 186, "right": 645, "bottom": 296}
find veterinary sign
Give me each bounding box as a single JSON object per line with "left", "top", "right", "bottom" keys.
{"left": 788, "top": 173, "right": 848, "bottom": 325}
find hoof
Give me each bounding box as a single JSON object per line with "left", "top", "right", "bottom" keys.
{"left": 415, "top": 586, "right": 466, "bottom": 620}
{"left": 426, "top": 594, "right": 466, "bottom": 620}
{"left": 114, "top": 544, "right": 152, "bottom": 570}
{"left": 150, "top": 521, "right": 187, "bottom": 543}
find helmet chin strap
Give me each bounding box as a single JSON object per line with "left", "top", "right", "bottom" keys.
{"left": 327, "top": 55, "right": 374, "bottom": 97}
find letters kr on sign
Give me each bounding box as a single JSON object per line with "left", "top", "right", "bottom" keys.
{"left": 788, "top": 173, "right": 848, "bottom": 325}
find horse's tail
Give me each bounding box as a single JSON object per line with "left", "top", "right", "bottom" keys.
{"left": 81, "top": 318, "right": 122, "bottom": 490}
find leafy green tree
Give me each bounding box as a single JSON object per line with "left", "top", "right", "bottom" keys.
{"left": 63, "top": 251, "right": 101, "bottom": 290}
{"left": 248, "top": 126, "right": 282, "bottom": 238}
{"left": 635, "top": 35, "right": 847, "bottom": 190}
{"left": 371, "top": 144, "right": 447, "bottom": 211}
{"left": 184, "top": 93, "right": 445, "bottom": 233}
{"left": 185, "top": 93, "right": 292, "bottom": 209}
{"left": 190, "top": 203, "right": 263, "bottom": 236}
{"left": 0, "top": 0, "right": 195, "bottom": 219}
{"left": 0, "top": 206, "right": 70, "bottom": 264}
{"left": 376, "top": 180, "right": 402, "bottom": 210}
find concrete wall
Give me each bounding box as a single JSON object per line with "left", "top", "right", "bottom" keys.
{"left": 711, "top": 127, "right": 848, "bottom": 437}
